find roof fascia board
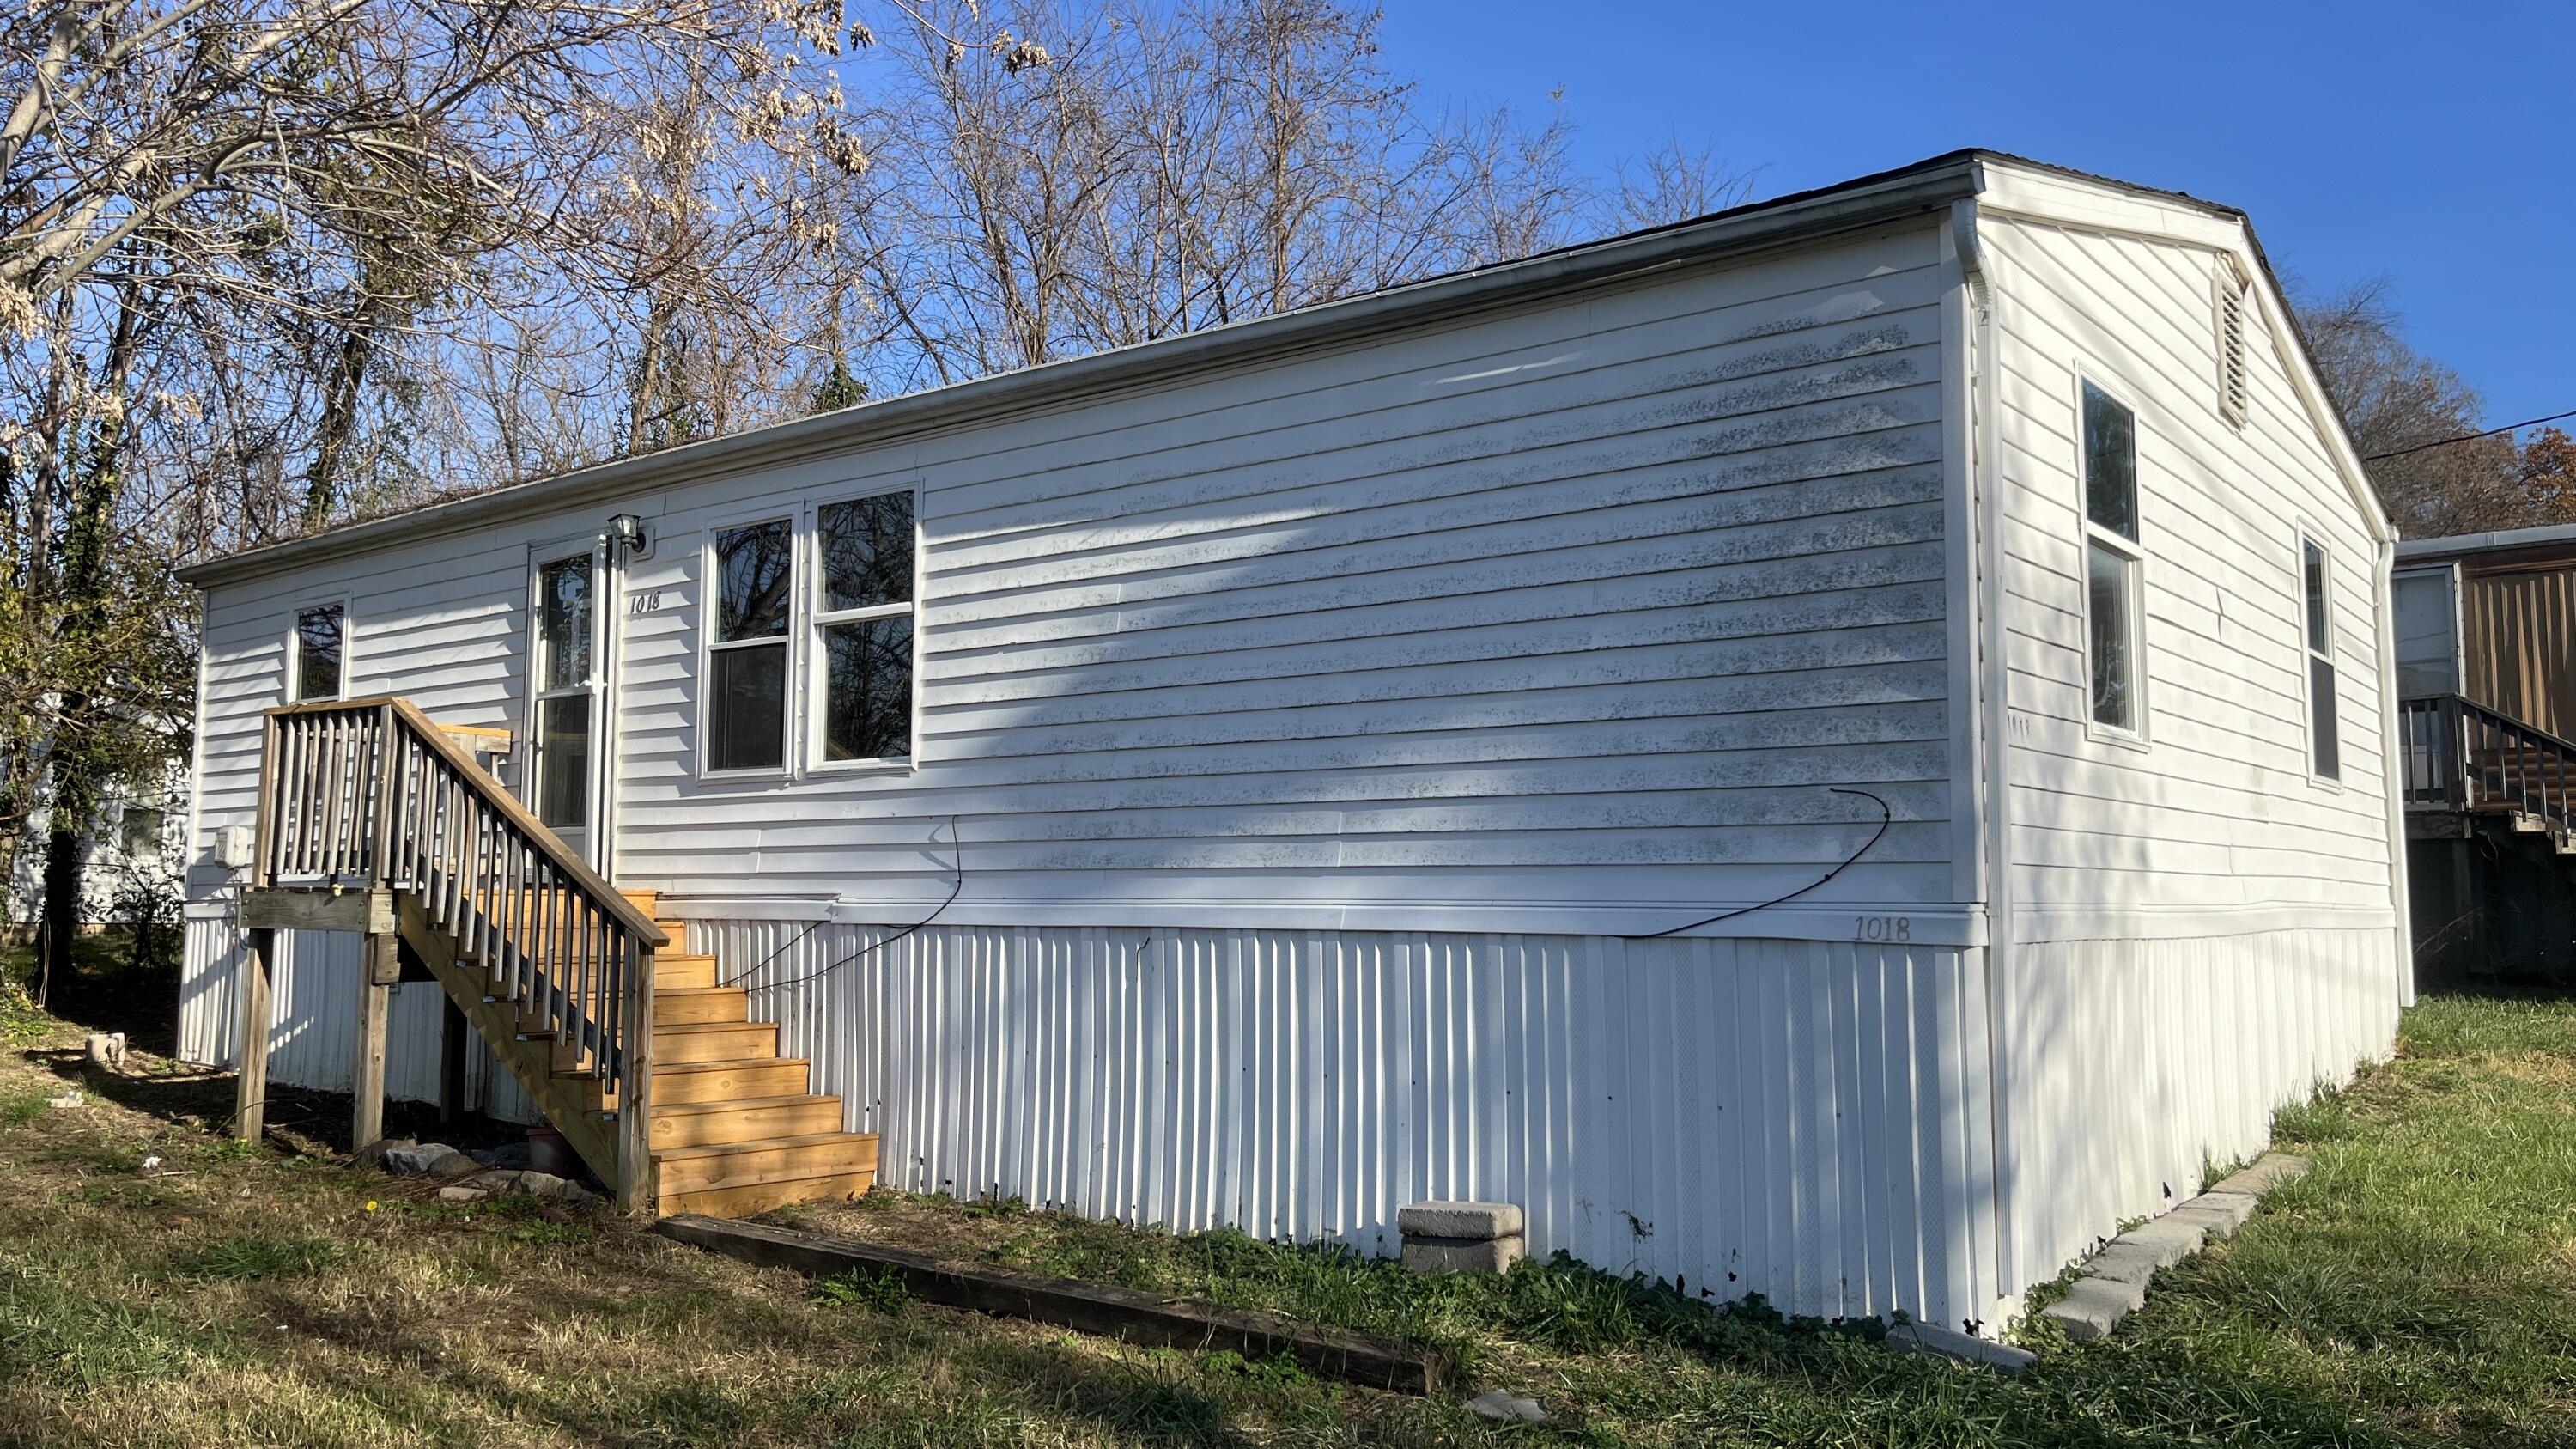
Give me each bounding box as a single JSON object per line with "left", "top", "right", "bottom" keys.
{"left": 2396, "top": 521, "right": 2576, "bottom": 563}
{"left": 180, "top": 157, "right": 1981, "bottom": 590}
{"left": 1974, "top": 161, "right": 2391, "bottom": 545}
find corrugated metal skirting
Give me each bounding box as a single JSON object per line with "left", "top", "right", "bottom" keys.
{"left": 179, "top": 911, "right": 535, "bottom": 1123}
{"left": 703, "top": 920, "right": 2004, "bottom": 1329}
{"left": 1996, "top": 926, "right": 2397, "bottom": 1291}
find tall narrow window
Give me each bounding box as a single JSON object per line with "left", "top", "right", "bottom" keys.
{"left": 291, "top": 603, "right": 344, "bottom": 703}
{"left": 532, "top": 553, "right": 595, "bottom": 831}
{"left": 708, "top": 520, "right": 791, "bottom": 773}
{"left": 813, "top": 490, "right": 917, "bottom": 764}
{"left": 2081, "top": 381, "right": 2145, "bottom": 734}
{"left": 2303, "top": 537, "right": 2341, "bottom": 780}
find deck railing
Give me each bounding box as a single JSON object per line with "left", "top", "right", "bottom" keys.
{"left": 254, "top": 697, "right": 664, "bottom": 1091}
{"left": 2397, "top": 691, "right": 2576, "bottom": 837}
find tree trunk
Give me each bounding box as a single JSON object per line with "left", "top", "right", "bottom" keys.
{"left": 38, "top": 819, "right": 77, "bottom": 1005}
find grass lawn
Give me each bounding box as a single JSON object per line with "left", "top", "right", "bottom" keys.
{"left": 3, "top": 989, "right": 2574, "bottom": 1446}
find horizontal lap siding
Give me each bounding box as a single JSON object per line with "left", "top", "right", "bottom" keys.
{"left": 612, "top": 224, "right": 1956, "bottom": 916}
{"left": 1983, "top": 199, "right": 2403, "bottom": 1291}
{"left": 1988, "top": 216, "right": 2393, "bottom": 921}
{"left": 702, "top": 917, "right": 2003, "bottom": 1330}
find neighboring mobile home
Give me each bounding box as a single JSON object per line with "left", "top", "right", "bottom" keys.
{"left": 175, "top": 151, "right": 2408, "bottom": 1336}
{"left": 2390, "top": 525, "right": 2576, "bottom": 984}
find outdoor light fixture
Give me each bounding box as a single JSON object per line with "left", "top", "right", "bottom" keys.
{"left": 606, "top": 512, "right": 653, "bottom": 560}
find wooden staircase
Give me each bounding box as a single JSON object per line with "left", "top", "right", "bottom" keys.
{"left": 244, "top": 697, "right": 875, "bottom": 1217}
{"left": 2401, "top": 692, "right": 2576, "bottom": 851}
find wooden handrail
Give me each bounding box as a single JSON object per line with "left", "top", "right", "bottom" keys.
{"left": 383, "top": 697, "right": 665, "bottom": 947}
{"left": 2402, "top": 691, "right": 2576, "bottom": 839}
{"left": 257, "top": 695, "right": 664, "bottom": 947}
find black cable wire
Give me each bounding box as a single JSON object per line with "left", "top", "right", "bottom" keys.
{"left": 1627, "top": 787, "right": 1893, "bottom": 940}
{"left": 2366, "top": 407, "right": 2576, "bottom": 461}
{"left": 725, "top": 816, "right": 964, "bottom": 990}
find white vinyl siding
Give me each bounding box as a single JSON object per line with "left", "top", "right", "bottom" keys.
{"left": 1984, "top": 210, "right": 2392, "bottom": 923}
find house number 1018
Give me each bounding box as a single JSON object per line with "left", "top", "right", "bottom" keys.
{"left": 1854, "top": 916, "right": 1911, "bottom": 942}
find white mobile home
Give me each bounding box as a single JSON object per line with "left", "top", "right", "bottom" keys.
{"left": 176, "top": 151, "right": 2408, "bottom": 1334}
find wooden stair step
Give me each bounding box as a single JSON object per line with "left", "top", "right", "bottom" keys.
{"left": 659, "top": 1168, "right": 874, "bottom": 1219}
{"left": 571, "top": 1056, "right": 813, "bottom": 1109}
{"left": 655, "top": 953, "right": 718, "bottom": 990}
{"left": 653, "top": 919, "right": 690, "bottom": 953}
{"left": 649, "top": 1094, "right": 845, "bottom": 1148}
{"left": 653, "top": 986, "right": 749, "bottom": 1026}
{"left": 653, "top": 1130, "right": 879, "bottom": 1196}
{"left": 653, "top": 1021, "right": 779, "bottom": 1063}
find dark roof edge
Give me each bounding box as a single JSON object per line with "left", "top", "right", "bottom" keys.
{"left": 2396, "top": 521, "right": 2576, "bottom": 563}
{"left": 178, "top": 152, "right": 1989, "bottom": 589}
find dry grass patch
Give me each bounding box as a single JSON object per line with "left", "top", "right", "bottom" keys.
{"left": 8, "top": 986, "right": 2576, "bottom": 1446}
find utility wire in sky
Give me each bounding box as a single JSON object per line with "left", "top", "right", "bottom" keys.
{"left": 2366, "top": 408, "right": 2576, "bottom": 461}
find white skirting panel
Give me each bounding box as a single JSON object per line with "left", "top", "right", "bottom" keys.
{"left": 1993, "top": 925, "right": 2401, "bottom": 1292}
{"left": 178, "top": 913, "right": 536, "bottom": 1123}
{"left": 701, "top": 919, "right": 2005, "bottom": 1330}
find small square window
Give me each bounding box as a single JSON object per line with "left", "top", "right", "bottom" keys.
{"left": 120, "top": 807, "right": 165, "bottom": 858}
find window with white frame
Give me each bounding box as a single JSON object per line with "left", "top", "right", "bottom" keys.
{"left": 2081, "top": 381, "right": 2145, "bottom": 734}
{"left": 811, "top": 490, "right": 916, "bottom": 765}
{"left": 290, "top": 602, "right": 345, "bottom": 703}
{"left": 707, "top": 519, "right": 792, "bottom": 773}
{"left": 2302, "top": 535, "right": 2341, "bottom": 780}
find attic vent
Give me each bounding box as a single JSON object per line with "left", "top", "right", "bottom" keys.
{"left": 2215, "top": 259, "right": 2251, "bottom": 429}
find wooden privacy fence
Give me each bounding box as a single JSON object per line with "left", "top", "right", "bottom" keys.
{"left": 253, "top": 697, "right": 665, "bottom": 1178}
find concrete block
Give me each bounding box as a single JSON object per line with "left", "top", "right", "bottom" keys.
{"left": 2083, "top": 1241, "right": 2167, "bottom": 1286}
{"left": 2173, "top": 1190, "right": 2257, "bottom": 1236}
{"left": 2039, "top": 1275, "right": 2148, "bottom": 1343}
{"left": 1398, "top": 1202, "right": 1524, "bottom": 1240}
{"left": 2111, "top": 1215, "right": 2206, "bottom": 1269}
{"left": 1886, "top": 1322, "right": 2037, "bottom": 1373}
{"left": 2208, "top": 1152, "right": 2310, "bottom": 1200}
{"left": 1403, "top": 1233, "right": 1525, "bottom": 1274}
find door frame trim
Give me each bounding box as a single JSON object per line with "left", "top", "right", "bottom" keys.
{"left": 523, "top": 530, "right": 611, "bottom": 872}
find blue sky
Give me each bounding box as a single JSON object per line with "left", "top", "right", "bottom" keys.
{"left": 1380, "top": 1, "right": 2572, "bottom": 431}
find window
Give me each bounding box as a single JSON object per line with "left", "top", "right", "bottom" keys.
{"left": 2302, "top": 536, "right": 2341, "bottom": 780}
{"left": 290, "top": 603, "right": 344, "bottom": 702}
{"left": 707, "top": 520, "right": 792, "bottom": 773}
{"left": 533, "top": 552, "right": 595, "bottom": 830}
{"left": 812, "top": 490, "right": 917, "bottom": 764}
{"left": 119, "top": 806, "right": 164, "bottom": 858}
{"left": 2081, "top": 381, "right": 2145, "bottom": 734}
{"left": 2215, "top": 260, "right": 2250, "bottom": 428}
{"left": 2391, "top": 567, "right": 2460, "bottom": 697}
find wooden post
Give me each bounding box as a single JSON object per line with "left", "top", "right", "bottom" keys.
{"left": 617, "top": 939, "right": 655, "bottom": 1215}
{"left": 353, "top": 931, "right": 397, "bottom": 1151}
{"left": 234, "top": 927, "right": 276, "bottom": 1141}
{"left": 439, "top": 993, "right": 469, "bottom": 1128}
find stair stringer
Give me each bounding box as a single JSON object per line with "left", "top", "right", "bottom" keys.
{"left": 394, "top": 892, "right": 644, "bottom": 1201}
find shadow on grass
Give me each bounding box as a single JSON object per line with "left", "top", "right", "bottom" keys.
{"left": 17, "top": 1043, "right": 522, "bottom": 1159}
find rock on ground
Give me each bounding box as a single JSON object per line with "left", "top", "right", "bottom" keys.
{"left": 1463, "top": 1390, "right": 1547, "bottom": 1423}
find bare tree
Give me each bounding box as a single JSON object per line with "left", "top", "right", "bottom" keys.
{"left": 2296, "top": 278, "right": 2524, "bottom": 535}
{"left": 1600, "top": 134, "right": 1759, "bottom": 233}
{"left": 838, "top": 0, "right": 1596, "bottom": 389}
